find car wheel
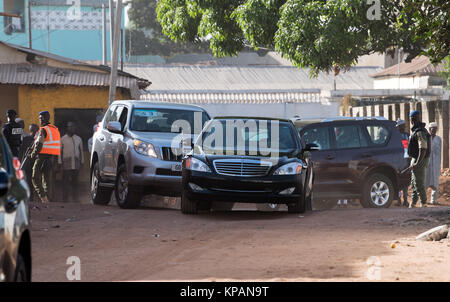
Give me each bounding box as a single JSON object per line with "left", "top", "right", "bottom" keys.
{"left": 115, "top": 163, "right": 142, "bottom": 209}
{"left": 362, "top": 173, "right": 394, "bottom": 208}
{"left": 287, "top": 196, "right": 306, "bottom": 213}
{"left": 306, "top": 191, "right": 313, "bottom": 211}
{"left": 13, "top": 254, "right": 28, "bottom": 282}
{"left": 198, "top": 200, "right": 212, "bottom": 211}
{"left": 91, "top": 161, "right": 112, "bottom": 205}
{"left": 256, "top": 203, "right": 280, "bottom": 212}
{"left": 211, "top": 202, "right": 234, "bottom": 212}
{"left": 181, "top": 190, "right": 198, "bottom": 214}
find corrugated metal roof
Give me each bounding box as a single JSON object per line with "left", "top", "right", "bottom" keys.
{"left": 141, "top": 90, "right": 323, "bottom": 104}
{"left": 0, "top": 64, "right": 138, "bottom": 90}
{"left": 372, "top": 56, "right": 445, "bottom": 78}
{"left": 124, "top": 65, "right": 381, "bottom": 92}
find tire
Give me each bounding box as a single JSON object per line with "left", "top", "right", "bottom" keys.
{"left": 91, "top": 161, "right": 112, "bottom": 205}
{"left": 198, "top": 200, "right": 212, "bottom": 211}
{"left": 181, "top": 190, "right": 198, "bottom": 214}
{"left": 288, "top": 197, "right": 306, "bottom": 213}
{"left": 211, "top": 202, "right": 234, "bottom": 212}
{"left": 306, "top": 191, "right": 313, "bottom": 211}
{"left": 115, "top": 163, "right": 142, "bottom": 209}
{"left": 361, "top": 173, "right": 394, "bottom": 208}
{"left": 256, "top": 203, "right": 280, "bottom": 212}
{"left": 13, "top": 254, "right": 28, "bottom": 282}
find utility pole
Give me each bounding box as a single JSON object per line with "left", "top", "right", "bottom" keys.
{"left": 28, "top": 2, "right": 32, "bottom": 49}
{"left": 120, "top": 28, "right": 123, "bottom": 71}
{"left": 102, "top": 4, "right": 107, "bottom": 65}
{"left": 108, "top": 0, "right": 122, "bottom": 105}
{"left": 108, "top": 0, "right": 115, "bottom": 63}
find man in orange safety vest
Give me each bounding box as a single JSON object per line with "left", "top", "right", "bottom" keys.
{"left": 29, "top": 111, "right": 61, "bottom": 203}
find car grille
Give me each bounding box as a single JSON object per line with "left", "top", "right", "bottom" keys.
{"left": 161, "top": 147, "right": 183, "bottom": 162}
{"left": 213, "top": 159, "right": 272, "bottom": 177}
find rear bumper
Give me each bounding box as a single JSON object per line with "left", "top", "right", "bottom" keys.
{"left": 183, "top": 170, "right": 304, "bottom": 204}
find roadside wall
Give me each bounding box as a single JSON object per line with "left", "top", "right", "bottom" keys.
{"left": 348, "top": 100, "right": 450, "bottom": 169}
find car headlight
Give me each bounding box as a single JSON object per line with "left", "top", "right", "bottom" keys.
{"left": 185, "top": 157, "right": 211, "bottom": 172}
{"left": 273, "top": 162, "right": 302, "bottom": 175}
{"left": 134, "top": 139, "right": 157, "bottom": 158}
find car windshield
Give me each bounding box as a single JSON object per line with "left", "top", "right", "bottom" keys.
{"left": 199, "top": 119, "right": 297, "bottom": 156}
{"left": 130, "top": 108, "right": 209, "bottom": 134}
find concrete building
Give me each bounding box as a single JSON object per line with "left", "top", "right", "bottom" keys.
{"left": 0, "top": 0, "right": 125, "bottom": 61}
{"left": 0, "top": 40, "right": 149, "bottom": 141}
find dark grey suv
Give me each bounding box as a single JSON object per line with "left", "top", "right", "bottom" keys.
{"left": 90, "top": 101, "right": 210, "bottom": 209}
{"left": 0, "top": 133, "right": 31, "bottom": 282}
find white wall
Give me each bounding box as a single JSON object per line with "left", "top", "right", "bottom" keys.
{"left": 198, "top": 102, "right": 340, "bottom": 119}
{"left": 373, "top": 76, "right": 429, "bottom": 89}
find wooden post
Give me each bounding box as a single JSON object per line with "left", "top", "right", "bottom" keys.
{"left": 108, "top": 0, "right": 122, "bottom": 105}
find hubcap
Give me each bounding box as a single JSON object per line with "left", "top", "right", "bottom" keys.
{"left": 370, "top": 181, "right": 389, "bottom": 206}
{"left": 117, "top": 171, "right": 128, "bottom": 201}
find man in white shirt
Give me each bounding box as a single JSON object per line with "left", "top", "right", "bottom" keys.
{"left": 58, "top": 122, "right": 84, "bottom": 202}
{"left": 425, "top": 122, "right": 442, "bottom": 204}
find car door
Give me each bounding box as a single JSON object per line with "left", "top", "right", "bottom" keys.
{"left": 103, "top": 105, "right": 123, "bottom": 179}
{"left": 300, "top": 124, "right": 337, "bottom": 199}
{"left": 329, "top": 123, "right": 370, "bottom": 197}
{"left": 110, "top": 106, "right": 129, "bottom": 179}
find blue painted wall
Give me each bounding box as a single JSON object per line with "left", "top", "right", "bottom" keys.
{"left": 0, "top": 0, "right": 125, "bottom": 62}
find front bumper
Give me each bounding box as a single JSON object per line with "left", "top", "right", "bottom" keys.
{"left": 183, "top": 170, "right": 304, "bottom": 204}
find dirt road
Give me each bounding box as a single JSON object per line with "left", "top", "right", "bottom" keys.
{"left": 30, "top": 196, "right": 450, "bottom": 282}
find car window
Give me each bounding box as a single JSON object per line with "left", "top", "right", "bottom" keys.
{"left": 130, "top": 108, "right": 209, "bottom": 134}
{"left": 0, "top": 137, "right": 12, "bottom": 175}
{"left": 366, "top": 125, "right": 390, "bottom": 145}
{"left": 118, "top": 107, "right": 128, "bottom": 130}
{"left": 301, "top": 127, "right": 331, "bottom": 150}
{"left": 333, "top": 125, "right": 368, "bottom": 149}
{"left": 103, "top": 105, "right": 117, "bottom": 128}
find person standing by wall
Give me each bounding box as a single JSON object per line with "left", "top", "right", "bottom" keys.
{"left": 425, "top": 122, "right": 442, "bottom": 205}
{"left": 29, "top": 111, "right": 61, "bottom": 203}
{"left": 2, "top": 109, "right": 22, "bottom": 157}
{"left": 58, "top": 122, "right": 84, "bottom": 202}
{"left": 408, "top": 111, "right": 431, "bottom": 208}
{"left": 396, "top": 119, "right": 410, "bottom": 206}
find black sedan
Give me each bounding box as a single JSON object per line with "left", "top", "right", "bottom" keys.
{"left": 181, "top": 117, "right": 316, "bottom": 214}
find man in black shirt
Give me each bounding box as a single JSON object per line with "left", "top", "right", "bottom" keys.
{"left": 2, "top": 109, "right": 22, "bottom": 157}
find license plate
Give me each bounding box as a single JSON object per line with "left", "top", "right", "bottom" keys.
{"left": 171, "top": 164, "right": 182, "bottom": 172}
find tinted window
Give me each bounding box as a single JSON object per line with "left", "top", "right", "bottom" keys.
{"left": 366, "top": 125, "right": 390, "bottom": 145}
{"left": 130, "top": 108, "right": 209, "bottom": 134}
{"left": 333, "top": 125, "right": 368, "bottom": 149}
{"left": 301, "top": 127, "right": 331, "bottom": 150}
{"left": 118, "top": 107, "right": 128, "bottom": 130}
{"left": 201, "top": 119, "right": 297, "bottom": 155}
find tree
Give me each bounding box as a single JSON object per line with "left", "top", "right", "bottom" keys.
{"left": 126, "top": 0, "right": 210, "bottom": 57}
{"left": 156, "top": 0, "right": 449, "bottom": 75}
{"left": 439, "top": 56, "right": 450, "bottom": 89}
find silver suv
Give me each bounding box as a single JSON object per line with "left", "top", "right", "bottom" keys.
{"left": 90, "top": 101, "right": 210, "bottom": 209}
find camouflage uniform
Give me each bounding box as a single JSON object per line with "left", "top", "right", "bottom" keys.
{"left": 30, "top": 125, "right": 53, "bottom": 201}
{"left": 409, "top": 124, "right": 430, "bottom": 205}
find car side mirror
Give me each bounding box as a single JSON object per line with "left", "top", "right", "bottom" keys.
{"left": 0, "top": 169, "right": 10, "bottom": 197}
{"left": 107, "top": 121, "right": 123, "bottom": 134}
{"left": 304, "top": 143, "right": 319, "bottom": 151}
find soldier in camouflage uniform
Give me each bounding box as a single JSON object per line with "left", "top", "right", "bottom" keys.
{"left": 29, "top": 111, "right": 61, "bottom": 203}
{"left": 407, "top": 110, "right": 431, "bottom": 208}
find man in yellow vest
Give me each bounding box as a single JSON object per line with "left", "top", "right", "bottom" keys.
{"left": 29, "top": 111, "right": 61, "bottom": 203}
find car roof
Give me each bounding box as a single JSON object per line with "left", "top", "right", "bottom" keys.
{"left": 111, "top": 100, "right": 207, "bottom": 112}
{"left": 214, "top": 116, "right": 293, "bottom": 123}
{"left": 292, "top": 116, "right": 388, "bottom": 127}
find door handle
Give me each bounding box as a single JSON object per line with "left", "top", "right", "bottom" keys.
{"left": 99, "top": 136, "right": 105, "bottom": 142}
{"left": 327, "top": 155, "right": 335, "bottom": 160}
{"left": 108, "top": 139, "right": 113, "bottom": 144}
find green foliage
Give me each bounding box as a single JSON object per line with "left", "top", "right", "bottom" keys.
{"left": 156, "top": 0, "right": 450, "bottom": 76}
{"left": 127, "top": 0, "right": 210, "bottom": 58}
{"left": 438, "top": 56, "right": 450, "bottom": 89}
